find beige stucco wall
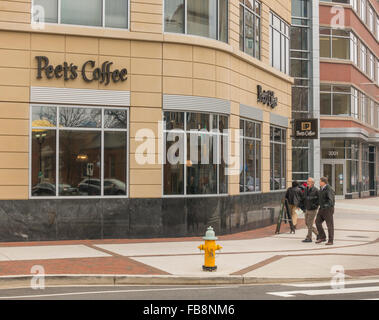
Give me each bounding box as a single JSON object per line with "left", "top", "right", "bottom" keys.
{"left": 0, "top": 0, "right": 292, "bottom": 199}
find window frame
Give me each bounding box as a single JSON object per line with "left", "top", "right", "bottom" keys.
{"left": 320, "top": 84, "right": 354, "bottom": 117}
{"left": 29, "top": 104, "right": 129, "bottom": 199}
{"left": 239, "top": 118, "right": 262, "bottom": 194}
{"left": 320, "top": 27, "right": 351, "bottom": 61}
{"left": 269, "top": 11, "right": 290, "bottom": 75}
{"left": 162, "top": 110, "right": 229, "bottom": 198}
{"left": 239, "top": 0, "right": 262, "bottom": 60}
{"left": 32, "top": 0, "right": 130, "bottom": 30}
{"left": 270, "top": 125, "right": 287, "bottom": 191}
{"left": 163, "top": 0, "right": 229, "bottom": 44}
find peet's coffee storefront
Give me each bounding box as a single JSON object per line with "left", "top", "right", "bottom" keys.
{"left": 0, "top": 0, "right": 293, "bottom": 241}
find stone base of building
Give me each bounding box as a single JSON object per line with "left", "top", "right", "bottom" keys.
{"left": 345, "top": 192, "right": 360, "bottom": 199}
{"left": 0, "top": 192, "right": 285, "bottom": 242}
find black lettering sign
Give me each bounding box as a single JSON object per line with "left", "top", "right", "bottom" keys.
{"left": 35, "top": 56, "right": 128, "bottom": 85}
{"left": 293, "top": 118, "right": 318, "bottom": 140}
{"left": 257, "top": 85, "right": 278, "bottom": 108}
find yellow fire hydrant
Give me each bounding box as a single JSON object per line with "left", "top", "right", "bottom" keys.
{"left": 198, "top": 226, "right": 222, "bottom": 271}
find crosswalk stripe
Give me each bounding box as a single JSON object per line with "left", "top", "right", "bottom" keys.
{"left": 283, "top": 279, "right": 379, "bottom": 288}
{"left": 268, "top": 286, "right": 379, "bottom": 297}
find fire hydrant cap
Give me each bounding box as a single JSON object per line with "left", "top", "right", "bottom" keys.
{"left": 203, "top": 226, "right": 218, "bottom": 240}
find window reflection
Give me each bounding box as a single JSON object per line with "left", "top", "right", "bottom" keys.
{"left": 104, "top": 109, "right": 127, "bottom": 128}
{"left": 59, "top": 131, "right": 101, "bottom": 196}
{"left": 59, "top": 107, "right": 101, "bottom": 128}
{"left": 164, "top": 0, "right": 184, "bottom": 33}
{"left": 270, "top": 126, "right": 286, "bottom": 191}
{"left": 240, "top": 119, "right": 261, "bottom": 193}
{"left": 31, "top": 105, "right": 128, "bottom": 197}
{"left": 32, "top": 106, "right": 57, "bottom": 127}
{"left": 163, "top": 111, "right": 228, "bottom": 195}
{"left": 31, "top": 130, "right": 56, "bottom": 197}
{"left": 164, "top": 0, "right": 228, "bottom": 43}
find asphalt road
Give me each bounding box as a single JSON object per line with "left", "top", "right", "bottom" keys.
{"left": 0, "top": 279, "right": 378, "bottom": 300}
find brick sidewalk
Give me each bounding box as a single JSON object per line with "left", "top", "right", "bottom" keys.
{"left": 0, "top": 219, "right": 306, "bottom": 248}
{"left": 0, "top": 220, "right": 305, "bottom": 276}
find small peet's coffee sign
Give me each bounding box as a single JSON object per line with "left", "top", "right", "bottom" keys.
{"left": 35, "top": 56, "right": 128, "bottom": 85}
{"left": 293, "top": 118, "right": 318, "bottom": 140}
{"left": 257, "top": 85, "right": 278, "bottom": 108}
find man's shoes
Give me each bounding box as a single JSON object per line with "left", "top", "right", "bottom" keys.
{"left": 302, "top": 238, "right": 312, "bottom": 243}
{"left": 316, "top": 235, "right": 320, "bottom": 240}
{"left": 325, "top": 241, "right": 333, "bottom": 246}
{"left": 315, "top": 238, "right": 326, "bottom": 244}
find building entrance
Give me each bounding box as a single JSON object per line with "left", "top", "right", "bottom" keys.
{"left": 321, "top": 160, "right": 345, "bottom": 198}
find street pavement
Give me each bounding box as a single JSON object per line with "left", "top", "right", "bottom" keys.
{"left": 0, "top": 280, "right": 378, "bottom": 300}
{"left": 0, "top": 197, "right": 378, "bottom": 294}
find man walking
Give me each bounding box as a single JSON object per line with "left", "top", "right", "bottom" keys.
{"left": 302, "top": 177, "right": 319, "bottom": 243}
{"left": 315, "top": 177, "right": 335, "bottom": 245}
{"left": 285, "top": 181, "right": 302, "bottom": 229}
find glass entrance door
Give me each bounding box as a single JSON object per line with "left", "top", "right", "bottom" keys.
{"left": 322, "top": 161, "right": 346, "bottom": 197}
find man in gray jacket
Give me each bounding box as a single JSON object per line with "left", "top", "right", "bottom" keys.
{"left": 302, "top": 177, "right": 320, "bottom": 243}
{"left": 315, "top": 177, "right": 336, "bottom": 245}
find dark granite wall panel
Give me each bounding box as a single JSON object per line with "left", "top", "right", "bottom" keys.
{"left": 0, "top": 192, "right": 285, "bottom": 242}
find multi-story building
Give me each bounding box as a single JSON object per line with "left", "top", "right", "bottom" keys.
{"left": 318, "top": 0, "right": 379, "bottom": 198}
{"left": 0, "top": 1, "right": 293, "bottom": 241}
{"left": 290, "top": 0, "right": 379, "bottom": 199}
{"left": 290, "top": 0, "right": 321, "bottom": 185}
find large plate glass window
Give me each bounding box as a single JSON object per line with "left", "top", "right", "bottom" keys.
{"left": 270, "top": 126, "right": 286, "bottom": 191}
{"left": 240, "top": 119, "right": 261, "bottom": 193}
{"left": 164, "top": 0, "right": 228, "bottom": 43}
{"left": 31, "top": 105, "right": 128, "bottom": 197}
{"left": 32, "top": 0, "right": 129, "bottom": 29}
{"left": 163, "top": 111, "right": 228, "bottom": 196}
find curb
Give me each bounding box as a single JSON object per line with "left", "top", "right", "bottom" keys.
{"left": 1, "top": 274, "right": 379, "bottom": 289}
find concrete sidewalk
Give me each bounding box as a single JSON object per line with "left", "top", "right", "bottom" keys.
{"left": 0, "top": 198, "right": 378, "bottom": 287}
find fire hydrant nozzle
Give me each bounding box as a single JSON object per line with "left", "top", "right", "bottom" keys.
{"left": 198, "top": 226, "right": 222, "bottom": 272}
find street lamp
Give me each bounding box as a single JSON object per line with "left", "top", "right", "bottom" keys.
{"left": 35, "top": 131, "right": 47, "bottom": 182}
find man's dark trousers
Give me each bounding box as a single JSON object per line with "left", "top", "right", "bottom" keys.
{"left": 316, "top": 207, "right": 334, "bottom": 241}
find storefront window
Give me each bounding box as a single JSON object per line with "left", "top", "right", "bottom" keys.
{"left": 33, "top": 0, "right": 129, "bottom": 29}
{"left": 240, "top": 119, "right": 261, "bottom": 193}
{"left": 31, "top": 105, "right": 128, "bottom": 197}
{"left": 270, "top": 126, "right": 286, "bottom": 191}
{"left": 163, "top": 111, "right": 228, "bottom": 196}
{"left": 164, "top": 0, "right": 228, "bottom": 43}
{"left": 240, "top": 0, "right": 261, "bottom": 59}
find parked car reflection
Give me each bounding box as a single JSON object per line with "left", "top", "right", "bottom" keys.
{"left": 32, "top": 183, "right": 79, "bottom": 196}
{"left": 104, "top": 179, "right": 126, "bottom": 195}
{"left": 77, "top": 178, "right": 126, "bottom": 196}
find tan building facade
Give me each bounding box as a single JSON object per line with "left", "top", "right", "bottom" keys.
{"left": 0, "top": 0, "right": 293, "bottom": 241}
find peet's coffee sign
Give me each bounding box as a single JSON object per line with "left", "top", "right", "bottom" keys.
{"left": 294, "top": 118, "right": 318, "bottom": 140}
{"left": 35, "top": 56, "right": 128, "bottom": 85}
{"left": 257, "top": 85, "right": 278, "bottom": 108}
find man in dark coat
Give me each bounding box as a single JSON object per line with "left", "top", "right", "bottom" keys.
{"left": 285, "top": 181, "right": 302, "bottom": 229}
{"left": 302, "top": 177, "right": 320, "bottom": 243}
{"left": 315, "top": 177, "right": 336, "bottom": 245}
